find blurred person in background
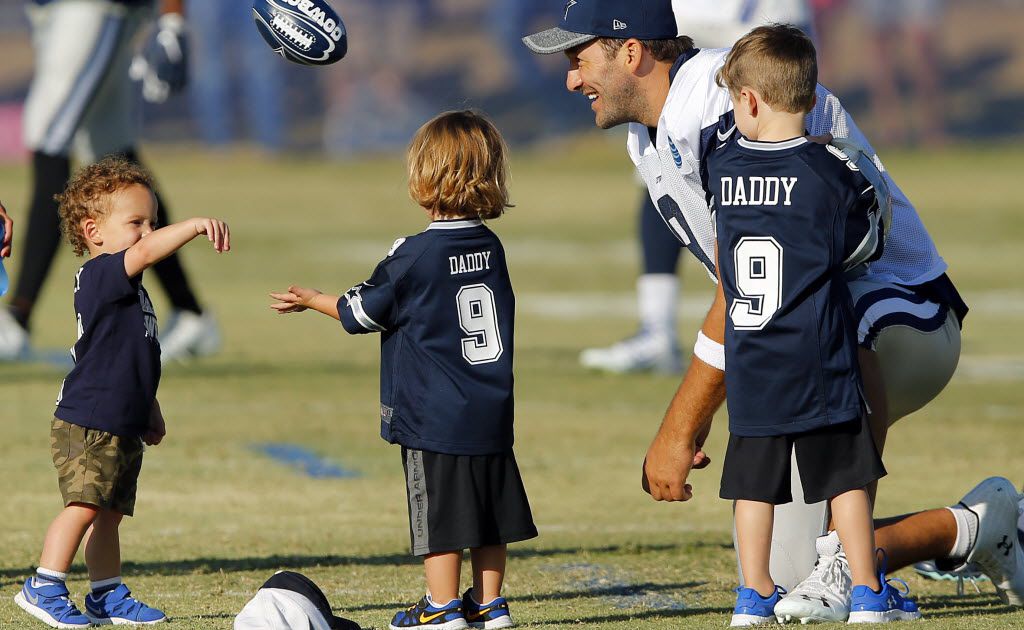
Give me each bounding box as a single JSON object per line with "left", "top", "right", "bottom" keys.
{"left": 859, "top": 0, "right": 948, "bottom": 146}
{"left": 489, "top": 0, "right": 581, "bottom": 132}
{"left": 186, "top": 0, "right": 286, "bottom": 153}
{"left": 579, "top": 0, "right": 816, "bottom": 375}
{"left": 322, "top": 0, "right": 431, "bottom": 155}
{"left": 0, "top": 0, "right": 221, "bottom": 363}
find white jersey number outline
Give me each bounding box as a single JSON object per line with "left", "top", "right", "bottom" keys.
{"left": 457, "top": 284, "right": 503, "bottom": 365}
{"left": 730, "top": 237, "right": 783, "bottom": 330}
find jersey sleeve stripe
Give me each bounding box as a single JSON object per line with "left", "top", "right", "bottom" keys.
{"left": 348, "top": 294, "right": 386, "bottom": 332}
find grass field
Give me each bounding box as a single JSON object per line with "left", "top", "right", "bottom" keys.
{"left": 1, "top": 137, "right": 1023, "bottom": 629}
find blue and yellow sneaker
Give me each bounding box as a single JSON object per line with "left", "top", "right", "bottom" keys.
{"left": 84, "top": 583, "right": 167, "bottom": 625}
{"left": 730, "top": 585, "right": 785, "bottom": 626}
{"left": 848, "top": 575, "right": 921, "bottom": 623}
{"left": 390, "top": 595, "right": 469, "bottom": 629}
{"left": 14, "top": 576, "right": 91, "bottom": 629}
{"left": 462, "top": 589, "right": 514, "bottom": 629}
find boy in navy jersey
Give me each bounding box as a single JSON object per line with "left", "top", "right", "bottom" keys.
{"left": 15, "top": 156, "right": 230, "bottom": 629}
{"left": 708, "top": 26, "right": 919, "bottom": 625}
{"left": 271, "top": 110, "right": 537, "bottom": 630}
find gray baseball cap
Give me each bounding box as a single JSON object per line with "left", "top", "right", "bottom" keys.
{"left": 523, "top": 0, "right": 680, "bottom": 55}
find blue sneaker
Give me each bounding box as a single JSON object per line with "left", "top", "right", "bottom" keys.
{"left": 462, "top": 589, "right": 513, "bottom": 629}
{"left": 13, "top": 576, "right": 91, "bottom": 629}
{"left": 730, "top": 585, "right": 785, "bottom": 626}
{"left": 390, "top": 595, "right": 469, "bottom": 629}
{"left": 84, "top": 583, "right": 167, "bottom": 625}
{"left": 849, "top": 577, "right": 921, "bottom": 623}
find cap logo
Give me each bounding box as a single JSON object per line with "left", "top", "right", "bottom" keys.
{"left": 613, "top": 19, "right": 627, "bottom": 30}
{"left": 564, "top": 0, "right": 578, "bottom": 21}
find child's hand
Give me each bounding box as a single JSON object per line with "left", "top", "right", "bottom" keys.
{"left": 0, "top": 200, "right": 12, "bottom": 258}
{"left": 145, "top": 401, "right": 166, "bottom": 446}
{"left": 192, "top": 218, "right": 231, "bottom": 253}
{"left": 270, "top": 285, "right": 323, "bottom": 314}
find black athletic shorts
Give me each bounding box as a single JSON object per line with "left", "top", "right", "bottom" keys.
{"left": 720, "top": 415, "right": 886, "bottom": 505}
{"left": 401, "top": 448, "right": 538, "bottom": 556}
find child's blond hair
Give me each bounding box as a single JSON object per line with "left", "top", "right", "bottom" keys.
{"left": 716, "top": 24, "right": 818, "bottom": 114}
{"left": 407, "top": 110, "right": 512, "bottom": 220}
{"left": 57, "top": 156, "right": 154, "bottom": 256}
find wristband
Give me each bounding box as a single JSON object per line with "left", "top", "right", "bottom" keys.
{"left": 693, "top": 330, "right": 725, "bottom": 371}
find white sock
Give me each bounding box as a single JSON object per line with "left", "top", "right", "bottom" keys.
{"left": 36, "top": 567, "right": 67, "bottom": 583}
{"left": 90, "top": 576, "right": 121, "bottom": 593}
{"left": 637, "top": 274, "right": 678, "bottom": 340}
{"left": 946, "top": 505, "right": 979, "bottom": 559}
{"left": 426, "top": 593, "right": 457, "bottom": 608}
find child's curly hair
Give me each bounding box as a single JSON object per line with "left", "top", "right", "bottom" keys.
{"left": 57, "top": 156, "right": 154, "bottom": 256}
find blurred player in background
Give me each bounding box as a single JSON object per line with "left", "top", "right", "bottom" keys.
{"left": 579, "top": 0, "right": 814, "bottom": 375}
{"left": 186, "top": 0, "right": 285, "bottom": 153}
{"left": 0, "top": 0, "right": 220, "bottom": 363}
{"left": 859, "top": 0, "right": 948, "bottom": 146}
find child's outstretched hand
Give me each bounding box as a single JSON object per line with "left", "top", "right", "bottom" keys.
{"left": 270, "top": 285, "right": 323, "bottom": 314}
{"left": 193, "top": 218, "right": 231, "bottom": 253}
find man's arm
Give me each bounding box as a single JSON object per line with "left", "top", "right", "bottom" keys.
{"left": 642, "top": 279, "right": 727, "bottom": 501}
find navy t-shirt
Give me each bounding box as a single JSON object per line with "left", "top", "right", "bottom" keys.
{"left": 55, "top": 251, "right": 161, "bottom": 437}
{"left": 337, "top": 219, "right": 515, "bottom": 456}
{"left": 709, "top": 133, "right": 883, "bottom": 437}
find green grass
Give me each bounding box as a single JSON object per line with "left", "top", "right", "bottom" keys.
{"left": 1, "top": 137, "right": 1023, "bottom": 628}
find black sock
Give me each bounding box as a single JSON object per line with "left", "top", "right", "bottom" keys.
{"left": 10, "top": 152, "right": 72, "bottom": 330}
{"left": 122, "top": 150, "right": 202, "bottom": 314}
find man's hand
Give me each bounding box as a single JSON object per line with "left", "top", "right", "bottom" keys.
{"left": 193, "top": 218, "right": 230, "bottom": 253}
{"left": 641, "top": 420, "right": 713, "bottom": 501}
{"left": 145, "top": 400, "right": 166, "bottom": 446}
{"left": 130, "top": 12, "right": 188, "bottom": 104}
{"left": 270, "top": 286, "right": 323, "bottom": 314}
{"left": 0, "top": 200, "right": 12, "bottom": 258}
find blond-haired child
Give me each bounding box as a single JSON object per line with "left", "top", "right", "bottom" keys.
{"left": 271, "top": 110, "right": 536, "bottom": 630}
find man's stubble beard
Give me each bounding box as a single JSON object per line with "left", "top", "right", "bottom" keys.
{"left": 595, "top": 72, "right": 646, "bottom": 130}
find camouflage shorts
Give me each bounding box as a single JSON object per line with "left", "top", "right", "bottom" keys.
{"left": 51, "top": 418, "right": 144, "bottom": 516}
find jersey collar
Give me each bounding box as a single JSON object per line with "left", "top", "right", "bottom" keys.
{"left": 668, "top": 48, "right": 702, "bottom": 84}
{"left": 647, "top": 48, "right": 703, "bottom": 143}
{"left": 426, "top": 219, "right": 483, "bottom": 230}
{"left": 737, "top": 136, "right": 809, "bottom": 151}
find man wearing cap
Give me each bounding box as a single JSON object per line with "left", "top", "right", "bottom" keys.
{"left": 523, "top": 0, "right": 1023, "bottom": 621}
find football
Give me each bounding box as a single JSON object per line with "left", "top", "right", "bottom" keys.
{"left": 252, "top": 0, "right": 347, "bottom": 66}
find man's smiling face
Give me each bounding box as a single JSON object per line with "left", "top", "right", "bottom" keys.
{"left": 564, "top": 39, "right": 642, "bottom": 129}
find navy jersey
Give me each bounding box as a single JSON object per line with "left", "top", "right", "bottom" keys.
{"left": 709, "top": 133, "right": 883, "bottom": 437}
{"left": 337, "top": 219, "right": 515, "bottom": 456}
{"left": 56, "top": 251, "right": 161, "bottom": 437}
